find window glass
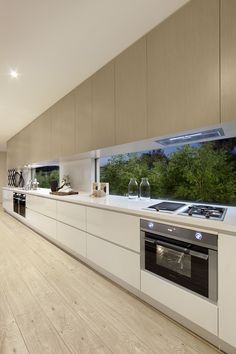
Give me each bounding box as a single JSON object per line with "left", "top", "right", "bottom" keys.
{"left": 32, "top": 166, "right": 59, "bottom": 189}
{"left": 100, "top": 138, "right": 236, "bottom": 205}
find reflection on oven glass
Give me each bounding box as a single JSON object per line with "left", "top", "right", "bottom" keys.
{"left": 156, "top": 246, "right": 191, "bottom": 278}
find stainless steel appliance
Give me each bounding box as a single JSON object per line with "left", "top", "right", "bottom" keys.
{"left": 180, "top": 204, "right": 227, "bottom": 221}
{"left": 13, "top": 193, "right": 26, "bottom": 217}
{"left": 141, "top": 219, "right": 218, "bottom": 302}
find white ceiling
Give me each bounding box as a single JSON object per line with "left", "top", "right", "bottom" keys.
{"left": 0, "top": 0, "right": 188, "bottom": 151}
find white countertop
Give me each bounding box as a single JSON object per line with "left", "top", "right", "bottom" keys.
{"left": 3, "top": 186, "right": 236, "bottom": 236}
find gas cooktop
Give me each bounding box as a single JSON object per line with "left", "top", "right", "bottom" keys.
{"left": 180, "top": 204, "right": 227, "bottom": 221}
{"left": 145, "top": 201, "right": 227, "bottom": 221}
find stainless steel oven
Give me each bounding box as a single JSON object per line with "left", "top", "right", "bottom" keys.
{"left": 13, "top": 193, "right": 26, "bottom": 217}
{"left": 141, "top": 219, "right": 218, "bottom": 302}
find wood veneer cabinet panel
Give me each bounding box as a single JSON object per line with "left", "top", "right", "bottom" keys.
{"left": 115, "top": 37, "right": 147, "bottom": 144}
{"left": 7, "top": 138, "right": 15, "bottom": 169}
{"left": 30, "top": 111, "right": 52, "bottom": 163}
{"left": 147, "top": 0, "right": 220, "bottom": 138}
{"left": 51, "top": 92, "right": 76, "bottom": 158}
{"left": 92, "top": 61, "right": 115, "bottom": 149}
{"left": 75, "top": 79, "right": 92, "bottom": 153}
{"left": 221, "top": 0, "right": 236, "bottom": 122}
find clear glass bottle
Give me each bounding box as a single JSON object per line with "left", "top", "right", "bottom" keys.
{"left": 140, "top": 178, "right": 150, "bottom": 200}
{"left": 128, "top": 178, "right": 139, "bottom": 199}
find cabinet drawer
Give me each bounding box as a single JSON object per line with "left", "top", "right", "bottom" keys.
{"left": 26, "top": 209, "right": 57, "bottom": 241}
{"left": 141, "top": 270, "right": 217, "bottom": 335}
{"left": 86, "top": 207, "right": 139, "bottom": 252}
{"left": 57, "top": 221, "right": 86, "bottom": 258}
{"left": 57, "top": 201, "right": 86, "bottom": 231}
{"left": 87, "top": 234, "right": 140, "bottom": 289}
{"left": 27, "top": 194, "right": 56, "bottom": 219}
{"left": 2, "top": 190, "right": 13, "bottom": 213}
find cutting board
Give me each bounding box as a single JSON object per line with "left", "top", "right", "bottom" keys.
{"left": 50, "top": 191, "right": 79, "bottom": 196}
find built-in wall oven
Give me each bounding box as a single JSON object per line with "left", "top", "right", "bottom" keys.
{"left": 140, "top": 219, "right": 218, "bottom": 302}
{"left": 13, "top": 193, "right": 26, "bottom": 217}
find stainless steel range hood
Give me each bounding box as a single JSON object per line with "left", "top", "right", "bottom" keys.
{"left": 156, "top": 128, "right": 225, "bottom": 146}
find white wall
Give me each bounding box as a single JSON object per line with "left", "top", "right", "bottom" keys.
{"left": 59, "top": 158, "right": 95, "bottom": 193}
{"left": 0, "top": 152, "right": 7, "bottom": 203}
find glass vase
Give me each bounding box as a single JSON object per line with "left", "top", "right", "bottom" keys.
{"left": 140, "top": 177, "right": 150, "bottom": 200}
{"left": 128, "top": 178, "right": 138, "bottom": 199}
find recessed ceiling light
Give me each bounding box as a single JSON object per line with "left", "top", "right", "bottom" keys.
{"left": 10, "top": 69, "right": 19, "bottom": 78}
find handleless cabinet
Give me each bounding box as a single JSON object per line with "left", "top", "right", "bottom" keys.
{"left": 51, "top": 92, "right": 76, "bottom": 158}
{"left": 86, "top": 207, "right": 140, "bottom": 252}
{"left": 75, "top": 79, "right": 93, "bottom": 153}
{"left": 26, "top": 208, "right": 57, "bottom": 242}
{"left": 221, "top": 0, "right": 236, "bottom": 123}
{"left": 115, "top": 37, "right": 147, "bottom": 144}
{"left": 147, "top": 0, "right": 220, "bottom": 138}
{"left": 87, "top": 234, "right": 140, "bottom": 289}
{"left": 91, "top": 61, "right": 115, "bottom": 149}
{"left": 57, "top": 201, "right": 86, "bottom": 231}
{"left": 57, "top": 221, "right": 86, "bottom": 258}
{"left": 218, "top": 233, "right": 236, "bottom": 348}
{"left": 2, "top": 190, "right": 13, "bottom": 213}
{"left": 30, "top": 111, "right": 52, "bottom": 163}
{"left": 27, "top": 194, "right": 57, "bottom": 219}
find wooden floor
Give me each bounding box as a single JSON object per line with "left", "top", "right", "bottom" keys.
{"left": 0, "top": 209, "right": 222, "bottom": 354}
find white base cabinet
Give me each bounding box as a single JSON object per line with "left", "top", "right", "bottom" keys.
{"left": 218, "top": 233, "right": 236, "bottom": 348}
{"left": 27, "top": 194, "right": 56, "bottom": 219}
{"left": 87, "top": 207, "right": 140, "bottom": 252}
{"left": 26, "top": 208, "right": 57, "bottom": 241}
{"left": 2, "top": 190, "right": 13, "bottom": 213}
{"left": 141, "top": 270, "right": 218, "bottom": 335}
{"left": 57, "top": 221, "right": 86, "bottom": 258}
{"left": 57, "top": 201, "right": 86, "bottom": 231}
{"left": 87, "top": 233, "right": 140, "bottom": 289}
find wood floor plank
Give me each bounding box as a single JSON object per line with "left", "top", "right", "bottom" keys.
{"left": 0, "top": 209, "right": 222, "bottom": 354}
{"left": 0, "top": 288, "right": 29, "bottom": 354}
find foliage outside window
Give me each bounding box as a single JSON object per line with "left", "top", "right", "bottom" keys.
{"left": 100, "top": 138, "right": 236, "bottom": 205}
{"left": 32, "top": 166, "right": 59, "bottom": 189}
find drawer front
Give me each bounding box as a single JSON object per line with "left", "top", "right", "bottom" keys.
{"left": 57, "top": 201, "right": 86, "bottom": 231}
{"left": 2, "top": 190, "right": 13, "bottom": 213}
{"left": 26, "top": 208, "right": 57, "bottom": 241}
{"left": 27, "top": 194, "right": 56, "bottom": 219}
{"left": 141, "top": 270, "right": 218, "bottom": 335}
{"left": 57, "top": 221, "right": 86, "bottom": 258}
{"left": 87, "top": 233, "right": 140, "bottom": 289}
{"left": 87, "top": 207, "right": 139, "bottom": 252}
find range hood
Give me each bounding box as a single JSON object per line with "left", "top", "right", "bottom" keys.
{"left": 156, "top": 128, "right": 225, "bottom": 146}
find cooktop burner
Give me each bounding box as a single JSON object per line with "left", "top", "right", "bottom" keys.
{"left": 181, "top": 204, "right": 227, "bottom": 221}
{"left": 147, "top": 201, "right": 186, "bottom": 212}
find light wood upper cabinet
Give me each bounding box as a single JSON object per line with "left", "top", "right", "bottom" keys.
{"left": 30, "top": 110, "right": 52, "bottom": 163}
{"left": 92, "top": 61, "right": 115, "bottom": 149}
{"left": 147, "top": 0, "right": 220, "bottom": 138}
{"left": 221, "top": 0, "right": 236, "bottom": 122}
{"left": 115, "top": 37, "right": 147, "bottom": 145}
{"left": 75, "top": 79, "right": 92, "bottom": 153}
{"left": 51, "top": 92, "right": 76, "bottom": 158}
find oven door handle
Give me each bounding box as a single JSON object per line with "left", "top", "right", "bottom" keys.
{"left": 145, "top": 237, "right": 209, "bottom": 260}
{"left": 189, "top": 250, "right": 208, "bottom": 260}
{"left": 145, "top": 237, "right": 189, "bottom": 253}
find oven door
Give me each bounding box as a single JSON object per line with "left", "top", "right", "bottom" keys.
{"left": 143, "top": 232, "right": 212, "bottom": 300}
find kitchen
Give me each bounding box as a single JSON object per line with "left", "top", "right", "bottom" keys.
{"left": 1, "top": 0, "right": 236, "bottom": 353}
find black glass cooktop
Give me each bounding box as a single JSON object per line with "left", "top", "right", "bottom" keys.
{"left": 147, "top": 201, "right": 186, "bottom": 212}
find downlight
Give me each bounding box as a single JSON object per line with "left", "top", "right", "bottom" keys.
{"left": 156, "top": 128, "right": 225, "bottom": 146}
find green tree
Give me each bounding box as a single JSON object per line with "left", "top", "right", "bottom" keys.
{"left": 153, "top": 143, "right": 236, "bottom": 203}
{"left": 100, "top": 143, "right": 236, "bottom": 204}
